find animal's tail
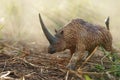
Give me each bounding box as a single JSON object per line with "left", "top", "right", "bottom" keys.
{"left": 105, "top": 16, "right": 110, "bottom": 30}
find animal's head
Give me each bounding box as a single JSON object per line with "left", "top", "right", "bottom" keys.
{"left": 39, "top": 13, "right": 66, "bottom": 54}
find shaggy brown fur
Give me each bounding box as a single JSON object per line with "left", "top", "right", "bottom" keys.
{"left": 39, "top": 14, "right": 118, "bottom": 70}
{"left": 59, "top": 19, "right": 112, "bottom": 54}
{"left": 55, "top": 19, "right": 115, "bottom": 69}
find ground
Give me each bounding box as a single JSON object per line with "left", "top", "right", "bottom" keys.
{"left": 0, "top": 40, "right": 119, "bottom": 80}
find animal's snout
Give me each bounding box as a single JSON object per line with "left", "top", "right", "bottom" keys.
{"left": 48, "top": 48, "right": 56, "bottom": 54}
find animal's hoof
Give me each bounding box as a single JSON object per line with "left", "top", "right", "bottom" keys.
{"left": 66, "top": 64, "right": 75, "bottom": 70}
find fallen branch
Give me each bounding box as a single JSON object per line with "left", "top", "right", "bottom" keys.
{"left": 21, "top": 58, "right": 40, "bottom": 68}
{"left": 106, "top": 72, "right": 115, "bottom": 80}
{"left": 65, "top": 71, "right": 69, "bottom": 80}
{"left": 61, "top": 68, "right": 105, "bottom": 80}
{"left": 13, "top": 57, "right": 41, "bottom": 68}
{"left": 80, "top": 46, "right": 98, "bottom": 68}
{"left": 69, "top": 70, "right": 84, "bottom": 79}
{"left": 59, "top": 68, "right": 83, "bottom": 79}
{"left": 77, "top": 70, "right": 104, "bottom": 76}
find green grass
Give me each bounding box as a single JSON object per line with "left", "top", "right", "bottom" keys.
{"left": 93, "top": 47, "right": 120, "bottom": 79}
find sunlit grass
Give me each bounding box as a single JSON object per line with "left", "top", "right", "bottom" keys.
{"left": 0, "top": 0, "right": 119, "bottom": 46}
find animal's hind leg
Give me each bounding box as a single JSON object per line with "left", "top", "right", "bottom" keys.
{"left": 67, "top": 44, "right": 85, "bottom": 70}
{"left": 66, "top": 51, "right": 85, "bottom": 70}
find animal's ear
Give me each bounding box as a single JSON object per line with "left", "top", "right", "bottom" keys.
{"left": 55, "top": 29, "right": 57, "bottom": 33}
{"left": 60, "top": 30, "right": 64, "bottom": 35}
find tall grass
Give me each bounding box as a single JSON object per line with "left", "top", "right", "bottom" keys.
{"left": 0, "top": 0, "right": 119, "bottom": 46}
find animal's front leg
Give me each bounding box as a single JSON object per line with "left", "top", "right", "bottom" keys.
{"left": 66, "top": 51, "right": 85, "bottom": 70}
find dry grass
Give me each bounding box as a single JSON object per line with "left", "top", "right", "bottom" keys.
{"left": 0, "top": 40, "right": 119, "bottom": 80}
{"left": 0, "top": 0, "right": 120, "bottom": 46}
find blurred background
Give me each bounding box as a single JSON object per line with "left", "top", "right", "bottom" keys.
{"left": 0, "top": 0, "right": 119, "bottom": 47}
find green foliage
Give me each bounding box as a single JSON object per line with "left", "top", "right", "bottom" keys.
{"left": 110, "top": 64, "right": 120, "bottom": 77}
{"left": 108, "top": 53, "right": 120, "bottom": 77}
{"left": 93, "top": 46, "right": 120, "bottom": 79}
{"left": 95, "top": 64, "right": 105, "bottom": 72}
{"left": 84, "top": 75, "right": 92, "bottom": 80}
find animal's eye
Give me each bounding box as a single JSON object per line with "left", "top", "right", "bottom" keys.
{"left": 60, "top": 31, "right": 64, "bottom": 35}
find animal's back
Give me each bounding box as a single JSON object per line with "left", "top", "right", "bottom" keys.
{"left": 60, "top": 18, "right": 112, "bottom": 52}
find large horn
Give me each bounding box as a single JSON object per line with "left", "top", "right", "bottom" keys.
{"left": 39, "top": 13, "right": 56, "bottom": 44}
